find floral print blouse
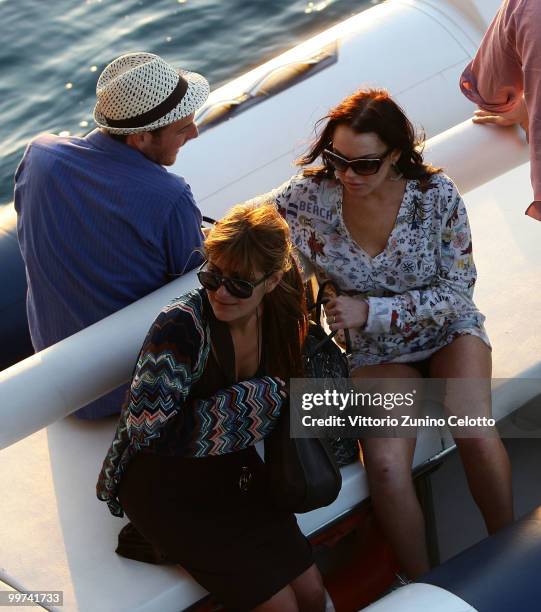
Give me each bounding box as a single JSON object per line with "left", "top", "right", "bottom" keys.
{"left": 255, "top": 172, "right": 490, "bottom": 369}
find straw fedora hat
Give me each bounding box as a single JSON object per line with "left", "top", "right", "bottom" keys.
{"left": 93, "top": 52, "right": 210, "bottom": 134}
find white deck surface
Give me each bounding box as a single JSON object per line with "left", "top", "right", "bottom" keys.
{"left": 1, "top": 163, "right": 540, "bottom": 611}
{"left": 363, "top": 583, "right": 477, "bottom": 612}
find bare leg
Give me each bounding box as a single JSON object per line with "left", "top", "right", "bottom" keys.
{"left": 290, "top": 563, "right": 326, "bottom": 612}
{"left": 252, "top": 585, "right": 299, "bottom": 612}
{"left": 352, "top": 363, "right": 430, "bottom": 579}
{"left": 429, "top": 335, "right": 514, "bottom": 533}
{"left": 253, "top": 564, "right": 325, "bottom": 612}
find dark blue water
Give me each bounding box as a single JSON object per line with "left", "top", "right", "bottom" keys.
{"left": 0, "top": 0, "right": 380, "bottom": 208}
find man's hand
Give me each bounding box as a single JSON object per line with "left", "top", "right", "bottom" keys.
{"left": 324, "top": 296, "right": 368, "bottom": 331}
{"left": 472, "top": 95, "right": 529, "bottom": 141}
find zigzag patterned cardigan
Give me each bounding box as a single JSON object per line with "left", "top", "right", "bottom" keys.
{"left": 96, "top": 289, "right": 285, "bottom": 517}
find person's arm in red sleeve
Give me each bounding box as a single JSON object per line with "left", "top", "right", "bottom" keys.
{"left": 460, "top": 0, "right": 541, "bottom": 220}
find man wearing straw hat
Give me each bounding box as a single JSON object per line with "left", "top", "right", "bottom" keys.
{"left": 14, "top": 52, "right": 210, "bottom": 419}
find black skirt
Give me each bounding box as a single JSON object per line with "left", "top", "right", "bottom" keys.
{"left": 118, "top": 447, "right": 313, "bottom": 611}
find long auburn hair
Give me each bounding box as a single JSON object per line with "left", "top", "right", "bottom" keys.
{"left": 204, "top": 204, "right": 308, "bottom": 379}
{"left": 297, "top": 88, "right": 441, "bottom": 187}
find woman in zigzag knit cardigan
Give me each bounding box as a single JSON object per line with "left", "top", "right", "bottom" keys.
{"left": 96, "top": 204, "right": 325, "bottom": 612}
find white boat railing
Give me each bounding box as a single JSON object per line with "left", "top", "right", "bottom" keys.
{"left": 0, "top": 120, "right": 529, "bottom": 451}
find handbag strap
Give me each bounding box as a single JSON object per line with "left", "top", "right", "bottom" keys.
{"left": 314, "top": 280, "right": 336, "bottom": 327}
{"left": 202, "top": 215, "right": 218, "bottom": 225}
{"left": 310, "top": 280, "right": 353, "bottom": 355}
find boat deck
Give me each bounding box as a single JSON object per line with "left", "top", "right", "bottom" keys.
{"left": 434, "top": 405, "right": 541, "bottom": 563}
{"left": 1, "top": 163, "right": 540, "bottom": 611}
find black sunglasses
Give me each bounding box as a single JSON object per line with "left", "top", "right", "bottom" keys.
{"left": 197, "top": 262, "right": 273, "bottom": 299}
{"left": 323, "top": 147, "right": 391, "bottom": 176}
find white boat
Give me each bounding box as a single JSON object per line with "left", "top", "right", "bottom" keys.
{"left": 1, "top": 1, "right": 541, "bottom": 610}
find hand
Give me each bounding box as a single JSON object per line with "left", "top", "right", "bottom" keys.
{"left": 324, "top": 296, "right": 368, "bottom": 331}
{"left": 472, "top": 96, "right": 529, "bottom": 141}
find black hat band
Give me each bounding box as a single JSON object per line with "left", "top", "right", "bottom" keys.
{"left": 104, "top": 75, "right": 189, "bottom": 129}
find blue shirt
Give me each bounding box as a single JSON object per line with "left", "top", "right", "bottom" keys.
{"left": 14, "top": 129, "right": 204, "bottom": 419}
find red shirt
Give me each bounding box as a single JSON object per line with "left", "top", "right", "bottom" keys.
{"left": 460, "top": 0, "right": 541, "bottom": 221}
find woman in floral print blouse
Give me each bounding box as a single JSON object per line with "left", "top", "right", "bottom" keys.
{"left": 257, "top": 89, "right": 513, "bottom": 578}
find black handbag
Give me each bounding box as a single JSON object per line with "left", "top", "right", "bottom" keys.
{"left": 264, "top": 399, "right": 342, "bottom": 514}
{"left": 303, "top": 279, "right": 352, "bottom": 378}
{"left": 264, "top": 281, "right": 363, "bottom": 514}
{"left": 304, "top": 280, "right": 359, "bottom": 467}
{"left": 263, "top": 282, "right": 342, "bottom": 513}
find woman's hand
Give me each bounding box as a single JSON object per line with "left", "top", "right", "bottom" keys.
{"left": 324, "top": 296, "right": 368, "bottom": 331}
{"left": 473, "top": 96, "right": 529, "bottom": 141}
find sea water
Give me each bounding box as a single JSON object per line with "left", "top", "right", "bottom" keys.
{"left": 0, "top": 0, "right": 379, "bottom": 207}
